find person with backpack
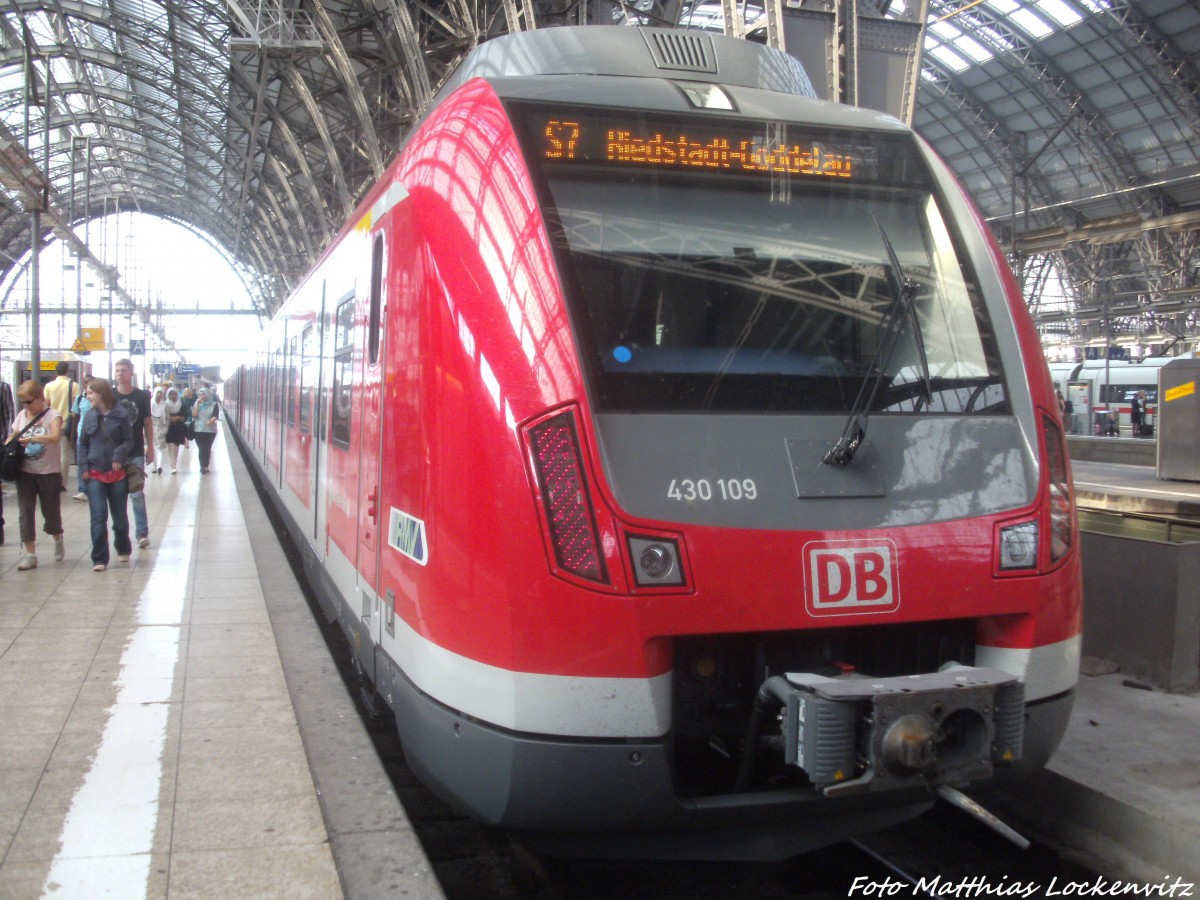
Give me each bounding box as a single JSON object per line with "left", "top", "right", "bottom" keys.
{"left": 5, "top": 380, "right": 64, "bottom": 570}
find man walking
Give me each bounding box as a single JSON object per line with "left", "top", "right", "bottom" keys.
{"left": 114, "top": 358, "right": 154, "bottom": 549}
{"left": 44, "top": 361, "right": 80, "bottom": 489}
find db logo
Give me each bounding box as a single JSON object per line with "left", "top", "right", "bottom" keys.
{"left": 803, "top": 541, "right": 900, "bottom": 616}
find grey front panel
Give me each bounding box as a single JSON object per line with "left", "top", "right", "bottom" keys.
{"left": 594, "top": 413, "right": 1035, "bottom": 531}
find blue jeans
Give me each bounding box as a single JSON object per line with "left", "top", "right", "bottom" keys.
{"left": 127, "top": 455, "right": 148, "bottom": 539}
{"left": 86, "top": 476, "right": 131, "bottom": 566}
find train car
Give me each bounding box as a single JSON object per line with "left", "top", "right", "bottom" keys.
{"left": 225, "top": 26, "right": 1082, "bottom": 859}
{"left": 1051, "top": 357, "right": 1171, "bottom": 435}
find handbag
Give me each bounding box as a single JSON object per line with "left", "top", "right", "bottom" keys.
{"left": 94, "top": 412, "right": 144, "bottom": 492}
{"left": 1, "top": 438, "right": 25, "bottom": 482}
{"left": 1, "top": 409, "right": 50, "bottom": 481}
{"left": 124, "top": 461, "right": 145, "bottom": 493}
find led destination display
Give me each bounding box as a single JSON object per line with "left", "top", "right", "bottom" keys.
{"left": 537, "top": 115, "right": 869, "bottom": 180}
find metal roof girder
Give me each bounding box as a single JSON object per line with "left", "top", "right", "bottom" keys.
{"left": 376, "top": 0, "right": 434, "bottom": 107}
{"left": 309, "top": 0, "right": 384, "bottom": 180}
{"left": 281, "top": 65, "right": 352, "bottom": 217}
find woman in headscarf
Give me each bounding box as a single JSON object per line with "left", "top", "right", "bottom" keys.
{"left": 149, "top": 386, "right": 170, "bottom": 474}
{"left": 163, "top": 387, "right": 186, "bottom": 474}
{"left": 180, "top": 387, "right": 195, "bottom": 449}
{"left": 191, "top": 388, "right": 220, "bottom": 473}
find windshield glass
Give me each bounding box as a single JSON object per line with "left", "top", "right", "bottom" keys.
{"left": 515, "top": 103, "right": 1009, "bottom": 414}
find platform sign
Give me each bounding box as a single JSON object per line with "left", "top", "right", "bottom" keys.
{"left": 71, "top": 328, "right": 106, "bottom": 353}
{"left": 130, "top": 338, "right": 146, "bottom": 355}
{"left": 150, "top": 363, "right": 172, "bottom": 378}
{"left": 176, "top": 363, "right": 200, "bottom": 377}
{"left": 1164, "top": 381, "right": 1195, "bottom": 403}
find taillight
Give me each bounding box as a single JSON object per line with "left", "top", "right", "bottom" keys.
{"left": 1041, "top": 414, "right": 1073, "bottom": 563}
{"left": 526, "top": 410, "right": 607, "bottom": 583}
{"left": 996, "top": 414, "right": 1074, "bottom": 575}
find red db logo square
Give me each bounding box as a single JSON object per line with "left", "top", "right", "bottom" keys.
{"left": 803, "top": 540, "right": 900, "bottom": 617}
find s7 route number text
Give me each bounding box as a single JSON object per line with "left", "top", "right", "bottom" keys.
{"left": 668, "top": 478, "right": 758, "bottom": 502}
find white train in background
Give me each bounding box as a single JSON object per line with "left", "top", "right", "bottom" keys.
{"left": 1048, "top": 356, "right": 1182, "bottom": 436}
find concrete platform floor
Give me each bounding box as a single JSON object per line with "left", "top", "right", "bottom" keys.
{"left": 975, "top": 670, "right": 1200, "bottom": 886}
{"left": 0, "top": 433, "right": 440, "bottom": 899}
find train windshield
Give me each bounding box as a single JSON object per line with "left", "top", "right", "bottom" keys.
{"left": 516, "top": 103, "right": 1009, "bottom": 413}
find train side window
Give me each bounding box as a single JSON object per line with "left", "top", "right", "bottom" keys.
{"left": 368, "top": 233, "right": 384, "bottom": 366}
{"left": 335, "top": 295, "right": 354, "bottom": 351}
{"left": 318, "top": 317, "right": 328, "bottom": 442}
{"left": 287, "top": 335, "right": 299, "bottom": 427}
{"left": 299, "top": 325, "right": 315, "bottom": 435}
{"left": 332, "top": 294, "right": 354, "bottom": 449}
{"left": 271, "top": 347, "right": 283, "bottom": 420}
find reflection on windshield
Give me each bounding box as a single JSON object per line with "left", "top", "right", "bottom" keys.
{"left": 531, "top": 120, "right": 1007, "bottom": 414}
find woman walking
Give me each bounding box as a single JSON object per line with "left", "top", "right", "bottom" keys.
{"left": 163, "top": 387, "right": 185, "bottom": 473}
{"left": 191, "top": 388, "right": 220, "bottom": 473}
{"left": 180, "top": 387, "right": 195, "bottom": 449}
{"left": 150, "top": 386, "right": 169, "bottom": 474}
{"left": 77, "top": 379, "right": 134, "bottom": 572}
{"left": 6, "top": 380, "right": 64, "bottom": 570}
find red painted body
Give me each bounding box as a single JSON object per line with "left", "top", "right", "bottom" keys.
{"left": 226, "top": 75, "right": 1083, "bottom": 681}
{"left": 224, "top": 32, "right": 1082, "bottom": 848}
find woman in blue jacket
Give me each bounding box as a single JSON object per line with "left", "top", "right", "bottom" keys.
{"left": 77, "top": 379, "right": 134, "bottom": 572}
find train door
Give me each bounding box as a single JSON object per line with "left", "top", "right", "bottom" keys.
{"left": 326, "top": 294, "right": 358, "bottom": 567}
{"left": 310, "top": 290, "right": 328, "bottom": 549}
{"left": 264, "top": 327, "right": 287, "bottom": 486}
{"left": 257, "top": 350, "right": 268, "bottom": 463}
{"left": 356, "top": 231, "right": 387, "bottom": 649}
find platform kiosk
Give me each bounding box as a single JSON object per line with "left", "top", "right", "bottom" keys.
{"left": 1156, "top": 357, "right": 1200, "bottom": 482}
{"left": 10, "top": 353, "right": 92, "bottom": 390}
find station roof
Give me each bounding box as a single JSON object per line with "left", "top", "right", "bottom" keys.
{"left": 0, "top": 0, "right": 1197, "bottom": 342}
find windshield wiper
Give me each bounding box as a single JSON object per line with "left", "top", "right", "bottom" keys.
{"left": 822, "top": 219, "right": 932, "bottom": 466}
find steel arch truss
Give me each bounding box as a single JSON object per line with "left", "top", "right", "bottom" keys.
{"left": 1, "top": 0, "right": 1198, "bottom": 341}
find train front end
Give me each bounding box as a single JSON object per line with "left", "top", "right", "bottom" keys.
{"left": 389, "top": 28, "right": 1081, "bottom": 858}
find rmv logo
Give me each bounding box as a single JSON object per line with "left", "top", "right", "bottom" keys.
{"left": 388, "top": 508, "right": 429, "bottom": 567}
{"left": 803, "top": 541, "right": 900, "bottom": 616}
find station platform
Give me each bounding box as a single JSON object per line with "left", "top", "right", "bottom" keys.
{"left": 982, "top": 670, "right": 1200, "bottom": 885}
{"left": 1072, "top": 456, "right": 1200, "bottom": 518}
{"left": 2, "top": 440, "right": 1198, "bottom": 895}
{"left": 983, "top": 454, "right": 1200, "bottom": 885}
{"left": 0, "top": 432, "right": 441, "bottom": 899}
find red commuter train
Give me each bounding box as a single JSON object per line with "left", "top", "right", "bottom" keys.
{"left": 225, "top": 25, "right": 1082, "bottom": 859}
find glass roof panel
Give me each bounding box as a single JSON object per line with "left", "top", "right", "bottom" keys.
{"left": 1006, "top": 7, "right": 1054, "bottom": 37}
{"left": 1033, "top": 0, "right": 1083, "bottom": 28}
{"left": 981, "top": 0, "right": 1073, "bottom": 36}
{"left": 928, "top": 43, "right": 973, "bottom": 72}
{"left": 930, "top": 0, "right": 1093, "bottom": 74}
{"left": 926, "top": 21, "right": 995, "bottom": 63}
